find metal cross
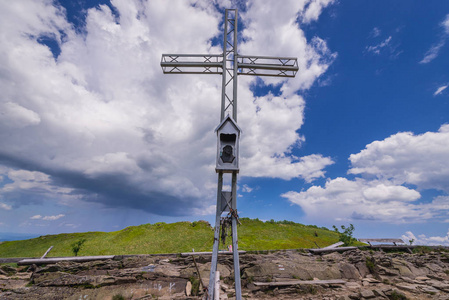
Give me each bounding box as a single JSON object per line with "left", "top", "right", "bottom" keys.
{"left": 161, "top": 9, "right": 298, "bottom": 300}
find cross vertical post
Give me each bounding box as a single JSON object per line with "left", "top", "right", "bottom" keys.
{"left": 160, "top": 8, "right": 298, "bottom": 300}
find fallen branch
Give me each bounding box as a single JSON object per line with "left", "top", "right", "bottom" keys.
{"left": 17, "top": 255, "right": 115, "bottom": 265}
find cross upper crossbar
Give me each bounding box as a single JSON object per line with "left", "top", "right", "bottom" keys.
{"left": 161, "top": 53, "right": 299, "bottom": 77}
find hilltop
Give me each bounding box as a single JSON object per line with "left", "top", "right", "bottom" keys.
{"left": 0, "top": 218, "right": 340, "bottom": 258}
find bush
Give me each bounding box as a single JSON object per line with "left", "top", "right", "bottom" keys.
{"left": 332, "top": 224, "right": 356, "bottom": 246}
{"left": 71, "top": 239, "right": 86, "bottom": 256}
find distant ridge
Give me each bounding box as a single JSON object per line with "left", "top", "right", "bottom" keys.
{"left": 0, "top": 233, "right": 40, "bottom": 242}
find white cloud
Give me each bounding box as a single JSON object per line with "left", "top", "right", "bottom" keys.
{"left": 302, "top": 0, "right": 336, "bottom": 24}
{"left": 0, "top": 0, "right": 334, "bottom": 216}
{"left": 420, "top": 40, "right": 446, "bottom": 64}
{"left": 366, "top": 36, "right": 392, "bottom": 55}
{"left": 30, "top": 214, "right": 65, "bottom": 220}
{"left": 0, "top": 102, "right": 41, "bottom": 128}
{"left": 192, "top": 205, "right": 216, "bottom": 216}
{"left": 282, "top": 177, "right": 429, "bottom": 223}
{"left": 402, "top": 230, "right": 449, "bottom": 246}
{"left": 284, "top": 125, "right": 449, "bottom": 224}
{"left": 242, "top": 184, "right": 253, "bottom": 193}
{"left": 0, "top": 168, "right": 77, "bottom": 207}
{"left": 0, "top": 202, "right": 12, "bottom": 210}
{"left": 434, "top": 84, "right": 448, "bottom": 96}
{"left": 442, "top": 14, "right": 449, "bottom": 34}
{"left": 371, "top": 27, "right": 381, "bottom": 38}
{"left": 43, "top": 214, "right": 65, "bottom": 221}
{"left": 420, "top": 14, "right": 449, "bottom": 64}
{"left": 349, "top": 124, "right": 449, "bottom": 192}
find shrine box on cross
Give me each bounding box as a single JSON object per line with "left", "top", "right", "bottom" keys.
{"left": 215, "top": 115, "right": 241, "bottom": 173}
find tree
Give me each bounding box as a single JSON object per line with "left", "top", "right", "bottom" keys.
{"left": 332, "top": 224, "right": 356, "bottom": 246}
{"left": 71, "top": 239, "right": 86, "bottom": 256}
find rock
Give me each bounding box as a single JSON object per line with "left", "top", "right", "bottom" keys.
{"left": 372, "top": 289, "right": 387, "bottom": 298}
{"left": 360, "top": 289, "right": 375, "bottom": 298}
{"left": 420, "top": 285, "right": 440, "bottom": 294}
{"left": 362, "top": 277, "right": 380, "bottom": 283}
{"left": 33, "top": 271, "right": 137, "bottom": 287}
{"left": 0, "top": 265, "right": 16, "bottom": 276}
{"left": 186, "top": 281, "right": 192, "bottom": 296}
{"left": 345, "top": 282, "right": 361, "bottom": 289}
{"left": 339, "top": 263, "right": 361, "bottom": 280}
{"left": 415, "top": 276, "right": 430, "bottom": 281}
{"left": 355, "top": 262, "right": 370, "bottom": 278}
{"left": 429, "top": 279, "right": 449, "bottom": 290}
{"left": 395, "top": 283, "right": 419, "bottom": 293}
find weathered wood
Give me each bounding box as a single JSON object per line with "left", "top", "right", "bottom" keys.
{"left": 181, "top": 250, "right": 246, "bottom": 257}
{"left": 308, "top": 246, "right": 357, "bottom": 254}
{"left": 17, "top": 255, "right": 115, "bottom": 265}
{"left": 321, "top": 241, "right": 344, "bottom": 249}
{"left": 254, "top": 279, "right": 347, "bottom": 287}
{"left": 359, "top": 238, "right": 405, "bottom": 244}
{"left": 41, "top": 246, "right": 53, "bottom": 259}
{"left": 215, "top": 271, "right": 220, "bottom": 300}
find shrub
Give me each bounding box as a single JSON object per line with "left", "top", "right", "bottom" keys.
{"left": 71, "top": 239, "right": 86, "bottom": 256}
{"left": 332, "top": 224, "right": 356, "bottom": 246}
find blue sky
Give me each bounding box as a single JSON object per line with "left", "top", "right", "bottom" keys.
{"left": 0, "top": 0, "right": 448, "bottom": 246}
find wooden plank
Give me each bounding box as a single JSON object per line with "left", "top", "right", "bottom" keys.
{"left": 254, "top": 279, "right": 346, "bottom": 287}
{"left": 367, "top": 245, "right": 415, "bottom": 250}
{"left": 308, "top": 246, "right": 357, "bottom": 254}
{"left": 181, "top": 250, "right": 246, "bottom": 257}
{"left": 40, "top": 246, "right": 53, "bottom": 259}
{"left": 359, "top": 238, "right": 404, "bottom": 244}
{"left": 18, "top": 255, "right": 115, "bottom": 265}
{"left": 321, "top": 241, "right": 344, "bottom": 249}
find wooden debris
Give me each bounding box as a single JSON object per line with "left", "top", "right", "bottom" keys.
{"left": 308, "top": 246, "right": 357, "bottom": 254}
{"left": 253, "top": 279, "right": 347, "bottom": 287}
{"left": 17, "top": 255, "right": 115, "bottom": 265}
{"left": 180, "top": 250, "right": 246, "bottom": 256}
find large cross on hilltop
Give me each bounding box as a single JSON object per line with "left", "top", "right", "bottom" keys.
{"left": 161, "top": 9, "right": 298, "bottom": 300}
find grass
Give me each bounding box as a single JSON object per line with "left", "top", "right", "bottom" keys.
{"left": 0, "top": 219, "right": 342, "bottom": 258}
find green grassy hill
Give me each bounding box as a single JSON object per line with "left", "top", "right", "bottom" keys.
{"left": 0, "top": 219, "right": 342, "bottom": 258}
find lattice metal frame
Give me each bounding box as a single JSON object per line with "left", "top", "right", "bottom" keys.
{"left": 160, "top": 9, "right": 299, "bottom": 300}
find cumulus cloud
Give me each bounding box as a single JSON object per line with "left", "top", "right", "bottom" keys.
{"left": 402, "top": 230, "right": 449, "bottom": 246}
{"left": 0, "top": 168, "right": 76, "bottom": 208}
{"left": 302, "top": 0, "right": 336, "bottom": 24}
{"left": 434, "top": 84, "right": 448, "bottom": 96}
{"left": 282, "top": 177, "right": 429, "bottom": 223}
{"left": 0, "top": 202, "right": 12, "bottom": 210}
{"left": 0, "top": 0, "right": 335, "bottom": 217}
{"left": 284, "top": 125, "right": 449, "bottom": 224}
{"left": 349, "top": 124, "right": 449, "bottom": 192}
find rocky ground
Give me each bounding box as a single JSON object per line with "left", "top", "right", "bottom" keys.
{"left": 1, "top": 248, "right": 449, "bottom": 299}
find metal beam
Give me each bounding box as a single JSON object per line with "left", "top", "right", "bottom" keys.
{"left": 161, "top": 54, "right": 223, "bottom": 74}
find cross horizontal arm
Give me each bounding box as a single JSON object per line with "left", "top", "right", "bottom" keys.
{"left": 160, "top": 54, "right": 299, "bottom": 77}
{"left": 237, "top": 55, "right": 298, "bottom": 77}
{"left": 161, "top": 54, "right": 223, "bottom": 74}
